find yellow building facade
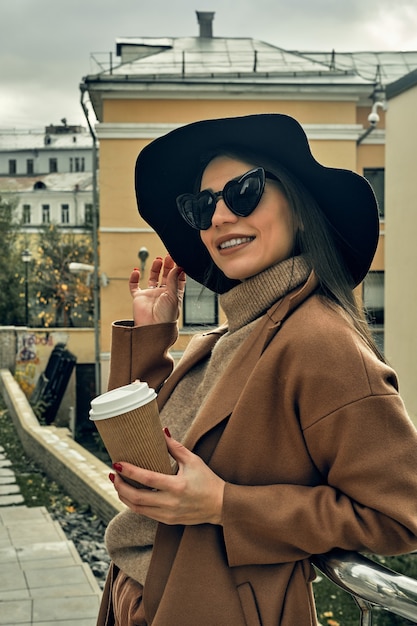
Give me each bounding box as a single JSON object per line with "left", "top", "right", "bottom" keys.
{"left": 82, "top": 13, "right": 415, "bottom": 394}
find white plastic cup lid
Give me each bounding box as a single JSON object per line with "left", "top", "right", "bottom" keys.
{"left": 89, "top": 381, "right": 157, "bottom": 421}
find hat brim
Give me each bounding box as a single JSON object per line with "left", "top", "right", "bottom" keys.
{"left": 135, "top": 114, "right": 379, "bottom": 293}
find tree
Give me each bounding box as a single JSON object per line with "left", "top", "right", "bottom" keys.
{"left": 0, "top": 195, "right": 26, "bottom": 325}
{"left": 31, "top": 223, "right": 94, "bottom": 328}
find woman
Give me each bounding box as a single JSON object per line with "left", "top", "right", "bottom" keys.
{"left": 98, "top": 114, "right": 417, "bottom": 626}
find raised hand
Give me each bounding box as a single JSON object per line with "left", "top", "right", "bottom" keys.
{"left": 129, "top": 255, "right": 186, "bottom": 326}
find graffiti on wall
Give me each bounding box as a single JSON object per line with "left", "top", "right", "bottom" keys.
{"left": 15, "top": 330, "right": 69, "bottom": 398}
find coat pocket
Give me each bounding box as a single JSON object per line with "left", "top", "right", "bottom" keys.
{"left": 237, "top": 581, "right": 262, "bottom": 626}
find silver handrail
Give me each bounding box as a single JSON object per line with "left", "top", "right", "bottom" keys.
{"left": 312, "top": 550, "right": 417, "bottom": 625}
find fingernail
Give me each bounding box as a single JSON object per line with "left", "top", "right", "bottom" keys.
{"left": 133, "top": 267, "right": 139, "bottom": 271}
{"left": 113, "top": 462, "right": 123, "bottom": 472}
{"left": 109, "top": 472, "right": 115, "bottom": 483}
{"left": 163, "top": 427, "right": 171, "bottom": 438}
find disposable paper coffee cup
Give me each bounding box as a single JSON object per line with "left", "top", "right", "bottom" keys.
{"left": 89, "top": 381, "right": 172, "bottom": 487}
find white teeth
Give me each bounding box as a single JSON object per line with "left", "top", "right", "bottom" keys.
{"left": 219, "top": 237, "right": 253, "bottom": 250}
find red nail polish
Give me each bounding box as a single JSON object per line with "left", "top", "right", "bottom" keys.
{"left": 163, "top": 427, "right": 171, "bottom": 438}
{"left": 113, "top": 462, "right": 123, "bottom": 472}
{"left": 109, "top": 472, "right": 115, "bottom": 483}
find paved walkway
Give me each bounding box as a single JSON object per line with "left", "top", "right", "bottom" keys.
{"left": 0, "top": 447, "right": 101, "bottom": 626}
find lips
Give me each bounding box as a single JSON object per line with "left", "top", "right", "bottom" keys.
{"left": 218, "top": 236, "right": 254, "bottom": 250}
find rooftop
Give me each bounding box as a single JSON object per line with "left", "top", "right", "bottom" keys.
{"left": 0, "top": 126, "right": 92, "bottom": 152}
{"left": 87, "top": 36, "right": 417, "bottom": 88}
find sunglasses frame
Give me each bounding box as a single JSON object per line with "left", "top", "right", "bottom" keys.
{"left": 176, "top": 167, "right": 268, "bottom": 231}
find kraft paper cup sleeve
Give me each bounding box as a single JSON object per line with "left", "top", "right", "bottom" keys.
{"left": 93, "top": 397, "right": 173, "bottom": 488}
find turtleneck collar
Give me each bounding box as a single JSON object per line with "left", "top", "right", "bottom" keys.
{"left": 219, "top": 256, "right": 311, "bottom": 334}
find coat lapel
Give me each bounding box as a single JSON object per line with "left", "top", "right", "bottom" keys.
{"left": 156, "top": 325, "right": 228, "bottom": 410}
{"left": 184, "top": 272, "right": 319, "bottom": 450}
{"left": 157, "top": 272, "right": 318, "bottom": 451}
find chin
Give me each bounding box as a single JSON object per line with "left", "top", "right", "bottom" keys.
{"left": 223, "top": 268, "right": 256, "bottom": 281}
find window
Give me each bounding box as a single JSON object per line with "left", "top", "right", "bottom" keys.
{"left": 8, "top": 159, "right": 17, "bottom": 174}
{"left": 73, "top": 157, "right": 85, "bottom": 172}
{"left": 183, "top": 277, "right": 218, "bottom": 326}
{"left": 84, "top": 203, "right": 93, "bottom": 225}
{"left": 363, "top": 270, "right": 384, "bottom": 352}
{"left": 42, "top": 204, "right": 50, "bottom": 224}
{"left": 26, "top": 159, "right": 34, "bottom": 174}
{"left": 363, "top": 168, "right": 384, "bottom": 219}
{"left": 49, "top": 158, "right": 58, "bottom": 173}
{"left": 22, "top": 205, "right": 31, "bottom": 224}
{"left": 61, "top": 204, "right": 70, "bottom": 224}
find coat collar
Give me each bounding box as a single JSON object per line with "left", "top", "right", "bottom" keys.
{"left": 159, "top": 272, "right": 318, "bottom": 450}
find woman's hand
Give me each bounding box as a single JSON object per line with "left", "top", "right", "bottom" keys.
{"left": 129, "top": 255, "right": 186, "bottom": 326}
{"left": 109, "top": 431, "right": 226, "bottom": 526}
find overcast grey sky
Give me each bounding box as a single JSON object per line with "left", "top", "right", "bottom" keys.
{"left": 1, "top": 0, "right": 417, "bottom": 129}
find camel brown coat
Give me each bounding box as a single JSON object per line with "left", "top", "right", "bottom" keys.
{"left": 98, "top": 278, "right": 417, "bottom": 625}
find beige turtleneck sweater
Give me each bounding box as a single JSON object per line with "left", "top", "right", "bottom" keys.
{"left": 105, "top": 256, "right": 311, "bottom": 584}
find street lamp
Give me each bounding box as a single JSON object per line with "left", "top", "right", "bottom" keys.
{"left": 68, "top": 262, "right": 100, "bottom": 395}
{"left": 138, "top": 247, "right": 149, "bottom": 273}
{"left": 21, "top": 248, "right": 32, "bottom": 326}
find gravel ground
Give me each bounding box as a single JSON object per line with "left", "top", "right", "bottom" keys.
{"left": 52, "top": 507, "right": 111, "bottom": 589}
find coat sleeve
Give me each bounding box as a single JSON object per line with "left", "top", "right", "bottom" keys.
{"left": 221, "top": 309, "right": 417, "bottom": 567}
{"left": 107, "top": 320, "right": 178, "bottom": 391}
{"left": 222, "top": 397, "right": 417, "bottom": 565}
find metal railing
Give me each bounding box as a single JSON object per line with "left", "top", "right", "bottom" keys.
{"left": 312, "top": 550, "right": 417, "bottom": 625}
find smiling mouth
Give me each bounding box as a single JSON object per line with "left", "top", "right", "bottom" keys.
{"left": 219, "top": 237, "right": 254, "bottom": 250}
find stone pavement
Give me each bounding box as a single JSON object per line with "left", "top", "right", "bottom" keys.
{"left": 0, "top": 446, "right": 102, "bottom": 626}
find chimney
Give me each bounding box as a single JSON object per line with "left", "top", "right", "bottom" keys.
{"left": 196, "top": 11, "right": 215, "bottom": 38}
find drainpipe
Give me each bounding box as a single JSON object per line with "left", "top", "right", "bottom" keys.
{"left": 79, "top": 83, "right": 101, "bottom": 395}
{"left": 357, "top": 101, "right": 385, "bottom": 145}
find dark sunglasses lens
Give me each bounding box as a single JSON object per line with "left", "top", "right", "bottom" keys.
{"left": 177, "top": 191, "right": 214, "bottom": 230}
{"left": 224, "top": 170, "right": 264, "bottom": 216}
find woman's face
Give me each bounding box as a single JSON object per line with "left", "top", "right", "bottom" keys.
{"left": 199, "top": 156, "right": 297, "bottom": 281}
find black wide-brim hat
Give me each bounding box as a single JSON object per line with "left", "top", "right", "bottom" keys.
{"left": 135, "top": 114, "right": 379, "bottom": 293}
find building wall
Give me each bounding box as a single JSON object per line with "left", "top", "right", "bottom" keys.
{"left": 385, "top": 84, "right": 417, "bottom": 423}
{"left": 102, "top": 98, "right": 358, "bottom": 125}
{"left": 5, "top": 187, "right": 93, "bottom": 227}
{"left": 96, "top": 95, "right": 385, "bottom": 391}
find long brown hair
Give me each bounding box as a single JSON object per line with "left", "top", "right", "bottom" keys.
{"left": 198, "top": 148, "right": 384, "bottom": 361}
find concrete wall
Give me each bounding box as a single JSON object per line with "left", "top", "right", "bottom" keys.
{"left": 0, "top": 368, "right": 124, "bottom": 524}
{"left": 0, "top": 325, "right": 96, "bottom": 423}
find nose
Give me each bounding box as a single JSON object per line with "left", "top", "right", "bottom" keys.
{"left": 210, "top": 196, "right": 238, "bottom": 227}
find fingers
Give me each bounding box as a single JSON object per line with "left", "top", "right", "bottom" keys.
{"left": 128, "top": 268, "right": 140, "bottom": 297}
{"left": 147, "top": 255, "right": 186, "bottom": 295}
{"left": 163, "top": 430, "right": 191, "bottom": 465}
{"left": 109, "top": 438, "right": 225, "bottom": 525}
{"left": 160, "top": 255, "right": 175, "bottom": 284}
{"left": 147, "top": 257, "right": 164, "bottom": 288}
{"left": 112, "top": 461, "right": 173, "bottom": 493}
{"left": 147, "top": 255, "right": 175, "bottom": 288}
{"left": 176, "top": 267, "right": 186, "bottom": 298}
